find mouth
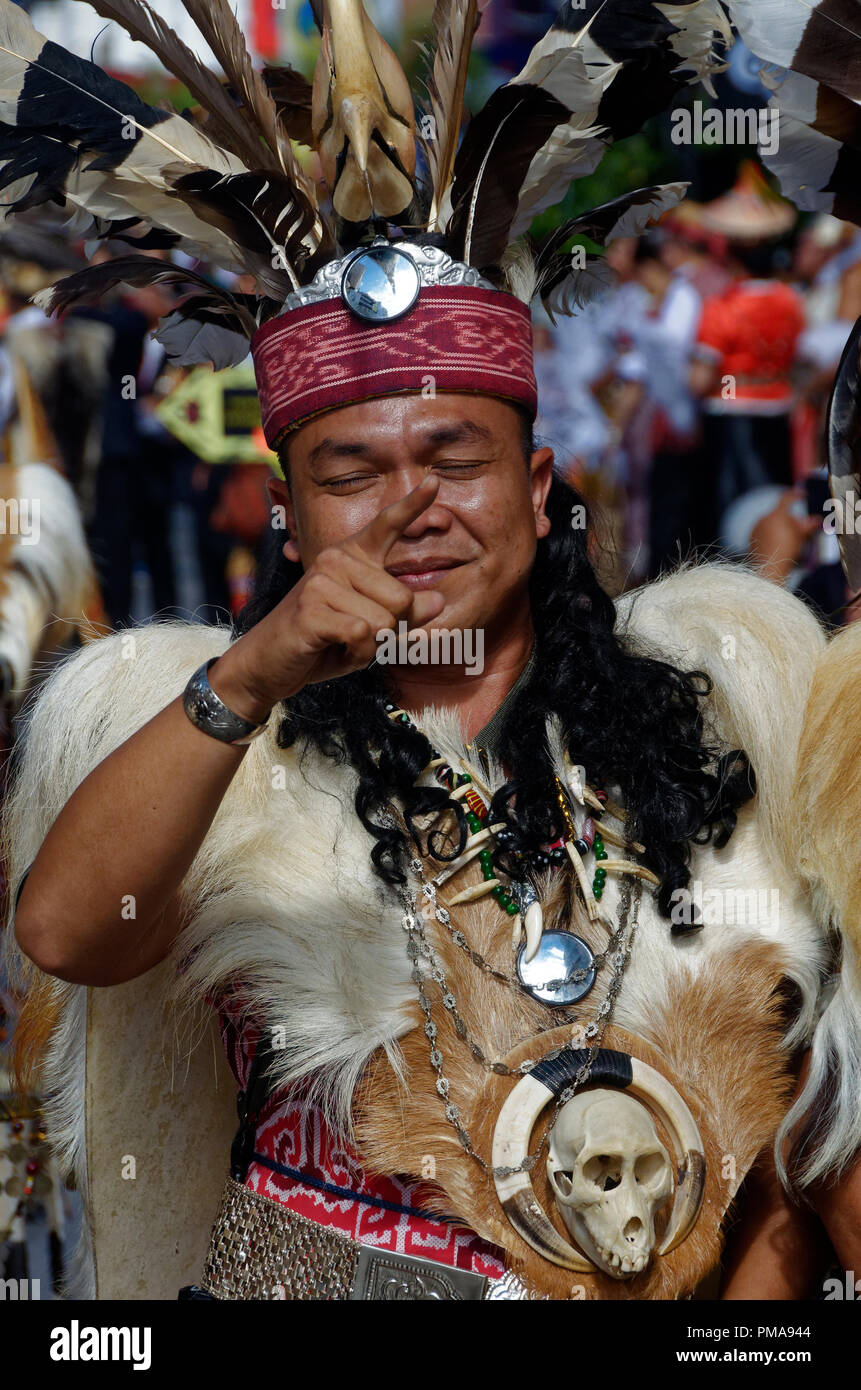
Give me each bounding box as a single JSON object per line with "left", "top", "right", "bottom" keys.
{"left": 385, "top": 557, "right": 465, "bottom": 590}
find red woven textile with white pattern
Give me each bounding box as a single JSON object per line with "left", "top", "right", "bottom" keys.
{"left": 251, "top": 285, "right": 537, "bottom": 447}
{"left": 219, "top": 1000, "right": 505, "bottom": 1279}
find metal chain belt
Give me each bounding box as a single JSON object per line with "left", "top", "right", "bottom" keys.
{"left": 199, "top": 1176, "right": 532, "bottom": 1301}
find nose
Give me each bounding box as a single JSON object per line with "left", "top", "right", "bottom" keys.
{"left": 390, "top": 469, "right": 452, "bottom": 537}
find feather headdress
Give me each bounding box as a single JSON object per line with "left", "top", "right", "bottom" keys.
{"left": 0, "top": 0, "right": 859, "bottom": 419}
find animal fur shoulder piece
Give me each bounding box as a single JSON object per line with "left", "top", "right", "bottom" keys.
{"left": 616, "top": 562, "right": 826, "bottom": 875}
{"left": 0, "top": 564, "right": 836, "bottom": 1236}
{"left": 783, "top": 619, "right": 861, "bottom": 1187}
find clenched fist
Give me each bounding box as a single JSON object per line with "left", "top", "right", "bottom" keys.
{"left": 209, "top": 476, "right": 446, "bottom": 721}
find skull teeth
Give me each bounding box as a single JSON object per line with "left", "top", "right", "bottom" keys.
{"left": 595, "top": 1243, "right": 648, "bottom": 1277}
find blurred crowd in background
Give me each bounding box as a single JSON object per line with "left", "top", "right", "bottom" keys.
{"left": 535, "top": 164, "right": 860, "bottom": 620}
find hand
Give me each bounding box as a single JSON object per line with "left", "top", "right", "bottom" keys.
{"left": 749, "top": 488, "right": 820, "bottom": 585}
{"left": 210, "top": 476, "right": 446, "bottom": 719}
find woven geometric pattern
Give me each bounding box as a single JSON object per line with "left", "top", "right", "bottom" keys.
{"left": 251, "top": 284, "right": 537, "bottom": 446}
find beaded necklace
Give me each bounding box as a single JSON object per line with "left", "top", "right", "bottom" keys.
{"left": 382, "top": 699, "right": 659, "bottom": 940}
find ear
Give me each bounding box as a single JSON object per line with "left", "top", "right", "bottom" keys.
{"left": 530, "top": 446, "right": 555, "bottom": 540}
{"left": 267, "top": 476, "right": 301, "bottom": 563}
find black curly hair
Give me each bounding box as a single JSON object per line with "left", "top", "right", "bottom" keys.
{"left": 234, "top": 414, "right": 755, "bottom": 919}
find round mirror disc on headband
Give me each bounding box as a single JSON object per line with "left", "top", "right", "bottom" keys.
{"left": 341, "top": 245, "right": 422, "bottom": 323}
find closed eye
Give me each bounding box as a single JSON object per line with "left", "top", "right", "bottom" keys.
{"left": 320, "top": 473, "right": 378, "bottom": 491}
{"left": 432, "top": 461, "right": 487, "bottom": 476}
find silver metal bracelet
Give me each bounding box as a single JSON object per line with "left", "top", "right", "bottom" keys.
{"left": 182, "top": 657, "right": 271, "bottom": 746}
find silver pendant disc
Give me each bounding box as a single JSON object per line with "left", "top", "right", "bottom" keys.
{"left": 516, "top": 930, "right": 596, "bottom": 1006}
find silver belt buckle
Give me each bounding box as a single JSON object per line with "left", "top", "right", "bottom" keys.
{"left": 350, "top": 1246, "right": 488, "bottom": 1301}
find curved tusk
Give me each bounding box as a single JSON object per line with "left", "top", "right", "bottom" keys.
{"left": 448, "top": 878, "right": 500, "bottom": 905}
{"left": 628, "top": 1059, "right": 706, "bottom": 1256}
{"left": 434, "top": 829, "right": 494, "bottom": 885}
{"left": 492, "top": 1073, "right": 595, "bottom": 1273}
{"left": 492, "top": 1048, "right": 706, "bottom": 1271}
{"left": 565, "top": 839, "right": 599, "bottom": 920}
{"left": 512, "top": 913, "right": 524, "bottom": 953}
{"left": 523, "top": 898, "right": 544, "bottom": 964}
{"left": 600, "top": 859, "right": 661, "bottom": 886}
{"left": 658, "top": 1150, "right": 707, "bottom": 1256}
{"left": 595, "top": 822, "right": 646, "bottom": 855}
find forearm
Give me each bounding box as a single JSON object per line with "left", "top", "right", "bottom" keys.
{"left": 14, "top": 646, "right": 268, "bottom": 986}
{"left": 13, "top": 478, "right": 445, "bottom": 987}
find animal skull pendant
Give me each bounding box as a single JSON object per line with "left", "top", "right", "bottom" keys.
{"left": 546, "top": 1089, "right": 673, "bottom": 1279}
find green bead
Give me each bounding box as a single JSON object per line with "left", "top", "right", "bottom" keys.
{"left": 466, "top": 813, "right": 481, "bottom": 831}
{"left": 460, "top": 773, "right": 472, "bottom": 784}
{"left": 492, "top": 886, "right": 505, "bottom": 902}
{"left": 593, "top": 887, "right": 603, "bottom": 900}
{"left": 595, "top": 850, "right": 608, "bottom": 861}
{"left": 505, "top": 901, "right": 519, "bottom": 916}
{"left": 482, "top": 864, "right": 495, "bottom": 880}
{"left": 593, "top": 837, "right": 604, "bottom": 851}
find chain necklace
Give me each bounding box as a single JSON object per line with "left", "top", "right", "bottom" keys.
{"left": 394, "top": 852, "right": 642, "bottom": 1181}
{"left": 376, "top": 711, "right": 646, "bottom": 1178}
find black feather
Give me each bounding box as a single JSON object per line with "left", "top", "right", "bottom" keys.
{"left": 0, "top": 123, "right": 78, "bottom": 212}
{"left": 94, "top": 219, "right": 182, "bottom": 250}
{"left": 155, "top": 294, "right": 257, "bottom": 368}
{"left": 533, "top": 184, "right": 686, "bottom": 274}
{"left": 445, "top": 84, "right": 570, "bottom": 268}
{"left": 36, "top": 255, "right": 248, "bottom": 321}
{"left": 553, "top": 0, "right": 716, "bottom": 142}
{"left": 538, "top": 251, "right": 615, "bottom": 320}
{"left": 167, "top": 167, "right": 325, "bottom": 282}
{"left": 261, "top": 65, "right": 314, "bottom": 147}
{"left": 10, "top": 37, "right": 174, "bottom": 163}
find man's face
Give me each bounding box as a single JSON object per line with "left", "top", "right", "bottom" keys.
{"left": 268, "top": 393, "right": 554, "bottom": 639}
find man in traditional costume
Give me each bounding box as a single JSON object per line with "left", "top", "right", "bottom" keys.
{"left": 4, "top": 0, "right": 861, "bottom": 1300}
